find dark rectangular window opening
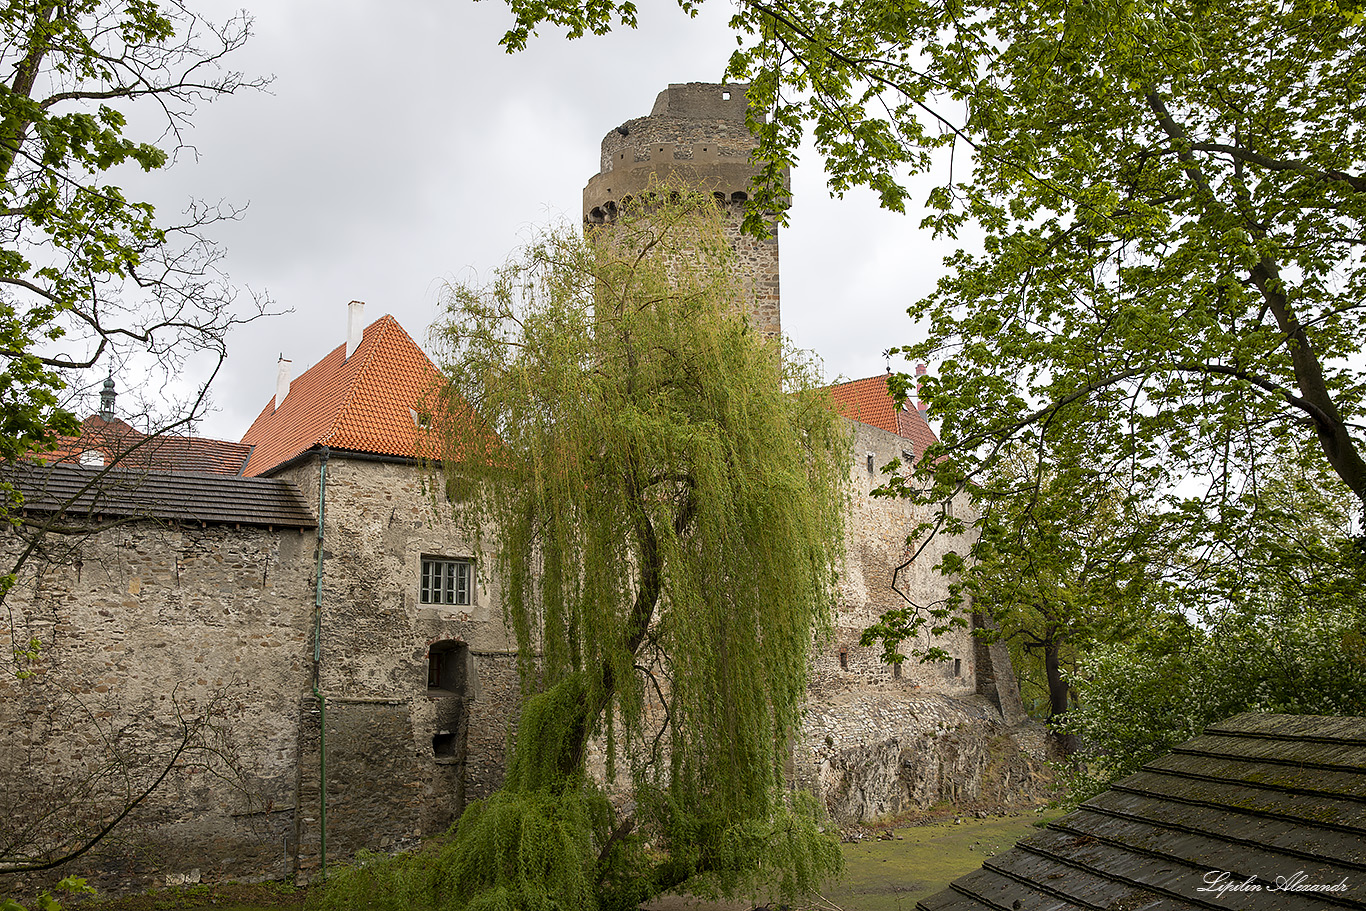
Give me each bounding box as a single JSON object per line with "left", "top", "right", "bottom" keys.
{"left": 433, "top": 732, "right": 457, "bottom": 758}
{"left": 954, "top": 657, "right": 962, "bottom": 677}
{"left": 421, "top": 556, "right": 472, "bottom": 605}
{"left": 893, "top": 662, "right": 902, "bottom": 679}
{"left": 428, "top": 640, "right": 469, "bottom": 694}
{"left": 838, "top": 649, "right": 848, "bottom": 671}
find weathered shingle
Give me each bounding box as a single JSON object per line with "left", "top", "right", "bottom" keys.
{"left": 6, "top": 463, "right": 316, "bottom": 528}
{"left": 920, "top": 713, "right": 1366, "bottom": 911}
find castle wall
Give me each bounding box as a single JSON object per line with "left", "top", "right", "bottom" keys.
{"left": 0, "top": 519, "right": 315, "bottom": 893}
{"left": 269, "top": 455, "right": 521, "bottom": 883}
{"left": 791, "top": 418, "right": 1027, "bottom": 821}
{"left": 0, "top": 453, "right": 528, "bottom": 894}
{"left": 817, "top": 418, "right": 978, "bottom": 695}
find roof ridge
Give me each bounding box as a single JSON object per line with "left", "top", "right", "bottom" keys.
{"left": 829, "top": 373, "right": 890, "bottom": 388}
{"left": 317, "top": 313, "right": 399, "bottom": 447}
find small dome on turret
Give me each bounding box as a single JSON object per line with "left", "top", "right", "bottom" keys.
{"left": 99, "top": 374, "right": 117, "bottom": 420}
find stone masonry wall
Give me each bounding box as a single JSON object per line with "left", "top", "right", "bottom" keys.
{"left": 0, "top": 452, "right": 527, "bottom": 895}
{"left": 273, "top": 455, "right": 520, "bottom": 883}
{"left": 791, "top": 419, "right": 1054, "bottom": 822}
{"left": 585, "top": 83, "right": 783, "bottom": 340}
{"left": 814, "top": 419, "right": 978, "bottom": 696}
{"left": 0, "top": 519, "right": 316, "bottom": 894}
{"left": 802, "top": 693, "right": 1051, "bottom": 822}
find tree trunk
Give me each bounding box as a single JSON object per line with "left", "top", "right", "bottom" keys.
{"left": 0, "top": 4, "right": 58, "bottom": 183}
{"left": 1044, "top": 635, "right": 1079, "bottom": 755}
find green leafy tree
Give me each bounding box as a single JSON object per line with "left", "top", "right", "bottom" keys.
{"left": 862, "top": 424, "right": 1167, "bottom": 752}
{"left": 963, "top": 453, "right": 1159, "bottom": 747}
{"left": 1056, "top": 451, "right": 1366, "bottom": 801}
{"left": 312, "top": 191, "right": 848, "bottom": 911}
{"left": 0, "top": 1, "right": 267, "bottom": 466}
{"left": 1059, "top": 600, "right": 1366, "bottom": 805}
{"left": 486, "top": 0, "right": 1366, "bottom": 588}
{"left": 1, "top": 0, "right": 268, "bottom": 655}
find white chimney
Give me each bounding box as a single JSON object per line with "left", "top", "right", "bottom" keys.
{"left": 346, "top": 300, "right": 365, "bottom": 359}
{"left": 275, "top": 356, "right": 291, "bottom": 410}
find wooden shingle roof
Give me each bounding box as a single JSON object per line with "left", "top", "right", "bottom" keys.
{"left": 919, "top": 713, "right": 1366, "bottom": 911}
{"left": 7, "top": 463, "right": 316, "bottom": 528}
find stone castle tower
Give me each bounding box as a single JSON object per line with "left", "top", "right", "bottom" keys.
{"left": 583, "top": 83, "right": 783, "bottom": 339}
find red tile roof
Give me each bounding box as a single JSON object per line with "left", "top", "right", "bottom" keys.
{"left": 46, "top": 415, "right": 254, "bottom": 475}
{"left": 827, "top": 373, "right": 939, "bottom": 461}
{"left": 240, "top": 314, "right": 447, "bottom": 477}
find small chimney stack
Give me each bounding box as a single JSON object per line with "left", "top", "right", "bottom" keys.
{"left": 275, "top": 356, "right": 291, "bottom": 410}
{"left": 915, "top": 363, "right": 929, "bottom": 414}
{"left": 346, "top": 300, "right": 365, "bottom": 359}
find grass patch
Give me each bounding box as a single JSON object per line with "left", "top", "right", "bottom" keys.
{"left": 643, "top": 809, "right": 1066, "bottom": 911}
{"left": 820, "top": 811, "right": 1064, "bottom": 911}
{"left": 71, "top": 811, "right": 1065, "bottom": 911}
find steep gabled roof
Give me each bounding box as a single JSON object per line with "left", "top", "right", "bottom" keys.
{"left": 240, "top": 315, "right": 445, "bottom": 477}
{"left": 46, "top": 415, "right": 254, "bottom": 476}
{"left": 919, "top": 713, "right": 1366, "bottom": 911}
{"left": 827, "top": 373, "right": 939, "bottom": 460}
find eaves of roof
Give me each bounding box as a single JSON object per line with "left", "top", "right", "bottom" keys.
{"left": 6, "top": 463, "right": 316, "bottom": 528}
{"left": 918, "top": 713, "right": 1366, "bottom": 910}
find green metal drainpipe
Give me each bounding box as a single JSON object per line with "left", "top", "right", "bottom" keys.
{"left": 312, "top": 447, "right": 330, "bottom": 881}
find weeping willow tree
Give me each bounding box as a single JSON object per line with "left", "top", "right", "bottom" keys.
{"left": 310, "top": 190, "right": 847, "bottom": 911}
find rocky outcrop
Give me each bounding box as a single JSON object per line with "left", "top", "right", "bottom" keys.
{"left": 800, "top": 692, "right": 1053, "bottom": 823}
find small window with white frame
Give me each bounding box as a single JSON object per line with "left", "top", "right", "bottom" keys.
{"left": 421, "top": 556, "right": 473, "bottom": 605}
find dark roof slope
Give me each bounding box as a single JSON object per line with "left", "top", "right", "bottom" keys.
{"left": 919, "top": 713, "right": 1366, "bottom": 910}
{"left": 6, "top": 463, "right": 315, "bottom": 528}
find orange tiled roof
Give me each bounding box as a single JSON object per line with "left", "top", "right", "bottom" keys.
{"left": 827, "top": 373, "right": 939, "bottom": 461}
{"left": 240, "top": 314, "right": 447, "bottom": 477}
{"left": 46, "top": 415, "right": 254, "bottom": 475}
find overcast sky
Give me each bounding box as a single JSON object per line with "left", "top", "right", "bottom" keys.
{"left": 125, "top": 0, "right": 964, "bottom": 441}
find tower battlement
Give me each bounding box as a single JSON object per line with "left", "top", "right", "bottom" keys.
{"left": 584, "top": 83, "right": 783, "bottom": 339}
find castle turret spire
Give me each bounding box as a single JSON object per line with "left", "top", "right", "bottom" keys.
{"left": 99, "top": 374, "right": 116, "bottom": 420}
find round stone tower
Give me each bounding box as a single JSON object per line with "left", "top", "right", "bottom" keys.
{"left": 583, "top": 83, "right": 783, "bottom": 340}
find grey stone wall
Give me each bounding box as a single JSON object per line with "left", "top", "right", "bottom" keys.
{"left": 0, "top": 519, "right": 315, "bottom": 894}
{"left": 272, "top": 455, "right": 521, "bottom": 882}
{"left": 0, "top": 452, "right": 526, "bottom": 894}
{"left": 584, "top": 83, "right": 783, "bottom": 340}
{"left": 805, "top": 693, "right": 1051, "bottom": 822}
{"left": 787, "top": 418, "right": 1041, "bottom": 822}
{"left": 816, "top": 419, "right": 978, "bottom": 695}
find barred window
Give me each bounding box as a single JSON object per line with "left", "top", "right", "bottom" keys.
{"left": 421, "top": 557, "right": 472, "bottom": 605}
